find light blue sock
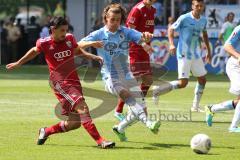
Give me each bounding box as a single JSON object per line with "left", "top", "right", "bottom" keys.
{"left": 211, "top": 100, "right": 234, "bottom": 113}
{"left": 193, "top": 83, "right": 205, "bottom": 108}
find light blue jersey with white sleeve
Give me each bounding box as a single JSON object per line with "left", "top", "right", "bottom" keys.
{"left": 81, "top": 26, "right": 142, "bottom": 81}
{"left": 171, "top": 12, "right": 207, "bottom": 60}
{"left": 225, "top": 25, "right": 240, "bottom": 53}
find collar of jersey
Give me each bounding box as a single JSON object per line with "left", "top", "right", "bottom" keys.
{"left": 104, "top": 26, "right": 122, "bottom": 35}
{"left": 51, "top": 35, "right": 65, "bottom": 44}
{"left": 190, "top": 11, "right": 202, "bottom": 21}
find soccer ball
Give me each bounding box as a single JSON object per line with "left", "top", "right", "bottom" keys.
{"left": 190, "top": 134, "right": 211, "bottom": 154}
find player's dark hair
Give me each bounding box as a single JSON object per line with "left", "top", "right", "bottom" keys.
{"left": 102, "top": 3, "right": 127, "bottom": 25}
{"left": 49, "top": 16, "right": 68, "bottom": 34}
{"left": 227, "top": 12, "right": 235, "bottom": 18}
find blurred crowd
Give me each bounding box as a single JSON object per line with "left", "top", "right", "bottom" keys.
{"left": 1, "top": 0, "right": 239, "bottom": 65}
{"left": 0, "top": 15, "right": 74, "bottom": 65}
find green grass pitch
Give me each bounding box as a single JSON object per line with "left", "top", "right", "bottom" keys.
{"left": 0, "top": 65, "right": 239, "bottom": 160}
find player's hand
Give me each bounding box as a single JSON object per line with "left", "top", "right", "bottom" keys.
{"left": 6, "top": 62, "right": 21, "bottom": 70}
{"left": 142, "top": 32, "right": 153, "bottom": 43}
{"left": 205, "top": 53, "right": 212, "bottom": 64}
{"left": 142, "top": 43, "right": 154, "bottom": 54}
{"left": 169, "top": 44, "right": 176, "bottom": 55}
{"left": 92, "top": 41, "right": 104, "bottom": 48}
{"left": 94, "top": 56, "right": 104, "bottom": 66}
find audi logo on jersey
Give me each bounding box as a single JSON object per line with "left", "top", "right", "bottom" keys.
{"left": 54, "top": 50, "right": 71, "bottom": 61}
{"left": 146, "top": 20, "right": 154, "bottom": 26}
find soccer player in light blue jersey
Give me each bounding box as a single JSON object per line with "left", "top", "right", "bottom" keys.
{"left": 79, "top": 3, "right": 160, "bottom": 141}
{"left": 153, "top": 0, "right": 212, "bottom": 112}
{"left": 205, "top": 25, "right": 240, "bottom": 133}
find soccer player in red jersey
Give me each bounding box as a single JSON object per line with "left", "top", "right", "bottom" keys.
{"left": 6, "top": 16, "right": 115, "bottom": 149}
{"left": 114, "top": 0, "right": 157, "bottom": 121}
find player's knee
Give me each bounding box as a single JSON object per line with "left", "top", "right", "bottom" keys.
{"left": 142, "top": 75, "right": 153, "bottom": 86}
{"left": 65, "top": 121, "right": 81, "bottom": 131}
{"left": 119, "top": 89, "right": 131, "bottom": 100}
{"left": 233, "top": 99, "right": 240, "bottom": 107}
{"left": 199, "top": 79, "right": 206, "bottom": 85}
{"left": 179, "top": 80, "right": 188, "bottom": 88}
{"left": 75, "top": 102, "right": 90, "bottom": 114}
{"left": 144, "top": 78, "right": 153, "bottom": 86}
{"left": 71, "top": 122, "right": 81, "bottom": 129}
{"left": 69, "top": 121, "right": 81, "bottom": 130}
{"left": 144, "top": 107, "right": 148, "bottom": 115}
{"left": 197, "top": 76, "right": 206, "bottom": 85}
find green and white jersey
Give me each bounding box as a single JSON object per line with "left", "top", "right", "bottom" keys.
{"left": 220, "top": 21, "right": 236, "bottom": 42}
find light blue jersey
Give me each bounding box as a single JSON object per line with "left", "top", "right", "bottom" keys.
{"left": 171, "top": 12, "right": 207, "bottom": 60}
{"left": 225, "top": 25, "right": 240, "bottom": 53}
{"left": 81, "top": 26, "right": 142, "bottom": 81}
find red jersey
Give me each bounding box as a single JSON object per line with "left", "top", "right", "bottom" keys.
{"left": 36, "top": 34, "right": 79, "bottom": 82}
{"left": 126, "top": 1, "right": 156, "bottom": 52}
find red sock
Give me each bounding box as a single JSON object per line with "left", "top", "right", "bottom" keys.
{"left": 82, "top": 120, "right": 104, "bottom": 144}
{"left": 45, "top": 121, "right": 66, "bottom": 136}
{"left": 141, "top": 83, "right": 150, "bottom": 97}
{"left": 115, "top": 98, "right": 125, "bottom": 113}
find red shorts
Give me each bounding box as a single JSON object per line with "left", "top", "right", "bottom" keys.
{"left": 129, "top": 50, "right": 152, "bottom": 77}
{"left": 51, "top": 80, "right": 85, "bottom": 116}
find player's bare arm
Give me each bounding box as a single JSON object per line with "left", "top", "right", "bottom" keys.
{"left": 224, "top": 44, "right": 240, "bottom": 64}
{"left": 74, "top": 46, "right": 103, "bottom": 65}
{"left": 78, "top": 41, "right": 104, "bottom": 49}
{"left": 6, "top": 47, "right": 40, "bottom": 70}
{"left": 202, "top": 31, "right": 212, "bottom": 63}
{"left": 168, "top": 27, "right": 176, "bottom": 55}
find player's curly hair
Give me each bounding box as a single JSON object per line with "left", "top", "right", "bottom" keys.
{"left": 49, "top": 16, "right": 68, "bottom": 34}
{"left": 102, "top": 3, "right": 127, "bottom": 25}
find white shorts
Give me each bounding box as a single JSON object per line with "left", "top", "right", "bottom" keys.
{"left": 177, "top": 58, "right": 207, "bottom": 79}
{"left": 226, "top": 57, "right": 240, "bottom": 96}
{"left": 104, "top": 77, "right": 145, "bottom": 105}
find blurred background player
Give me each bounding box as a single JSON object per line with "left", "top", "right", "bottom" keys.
{"left": 114, "top": 0, "right": 157, "bottom": 121}
{"left": 205, "top": 25, "right": 240, "bottom": 133}
{"left": 216, "top": 12, "right": 235, "bottom": 75}
{"left": 153, "top": 0, "right": 212, "bottom": 112}
{"left": 6, "top": 16, "right": 115, "bottom": 148}
{"left": 79, "top": 3, "right": 160, "bottom": 142}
